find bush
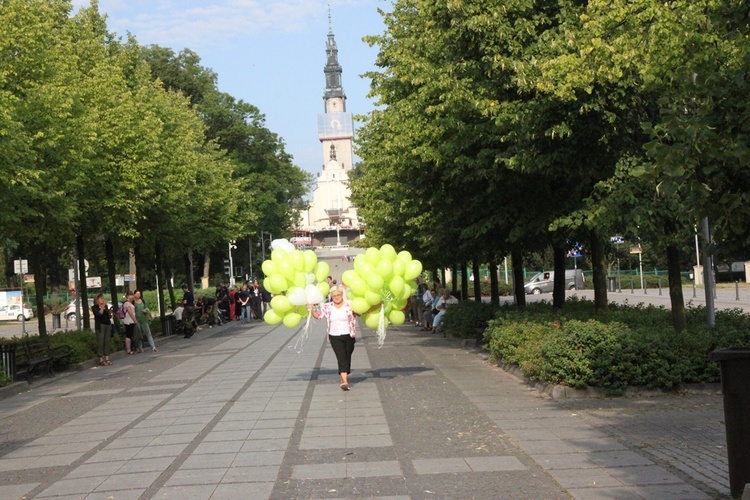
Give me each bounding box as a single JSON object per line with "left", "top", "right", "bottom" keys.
{"left": 442, "top": 301, "right": 501, "bottom": 338}
{"left": 482, "top": 299, "right": 750, "bottom": 395}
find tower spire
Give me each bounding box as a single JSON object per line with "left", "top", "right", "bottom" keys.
{"left": 324, "top": 5, "right": 344, "bottom": 99}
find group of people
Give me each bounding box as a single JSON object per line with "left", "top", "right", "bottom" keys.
{"left": 91, "top": 290, "right": 158, "bottom": 367}
{"left": 404, "top": 279, "right": 458, "bottom": 334}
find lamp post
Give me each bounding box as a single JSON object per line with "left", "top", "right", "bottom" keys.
{"left": 228, "top": 240, "right": 237, "bottom": 287}
{"left": 260, "top": 231, "right": 272, "bottom": 264}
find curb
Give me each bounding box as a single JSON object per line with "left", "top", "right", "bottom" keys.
{"left": 0, "top": 331, "right": 186, "bottom": 402}
{"left": 441, "top": 332, "right": 723, "bottom": 400}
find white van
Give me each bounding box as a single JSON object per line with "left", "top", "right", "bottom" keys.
{"left": 524, "top": 269, "right": 585, "bottom": 294}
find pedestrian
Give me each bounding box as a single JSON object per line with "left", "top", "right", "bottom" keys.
{"left": 134, "top": 290, "right": 158, "bottom": 351}
{"left": 251, "top": 280, "right": 263, "bottom": 320}
{"left": 122, "top": 290, "right": 137, "bottom": 354}
{"left": 307, "top": 285, "right": 373, "bottom": 391}
{"left": 228, "top": 286, "right": 237, "bottom": 321}
{"left": 238, "top": 283, "right": 251, "bottom": 323}
{"left": 92, "top": 294, "right": 113, "bottom": 366}
{"left": 181, "top": 284, "right": 195, "bottom": 337}
{"left": 260, "top": 282, "right": 271, "bottom": 315}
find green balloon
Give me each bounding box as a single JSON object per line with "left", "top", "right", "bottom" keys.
{"left": 264, "top": 309, "right": 283, "bottom": 325}
{"left": 303, "top": 250, "right": 318, "bottom": 273}
{"left": 283, "top": 312, "right": 301, "bottom": 328}
{"left": 366, "top": 273, "right": 384, "bottom": 291}
{"left": 349, "top": 276, "right": 368, "bottom": 296}
{"left": 389, "top": 310, "right": 405, "bottom": 326}
{"left": 314, "top": 261, "right": 330, "bottom": 282}
{"left": 290, "top": 250, "right": 305, "bottom": 271}
{"left": 379, "top": 244, "right": 397, "bottom": 262}
{"left": 351, "top": 298, "right": 370, "bottom": 314}
{"left": 262, "top": 260, "right": 278, "bottom": 277}
{"left": 376, "top": 259, "right": 393, "bottom": 280}
{"left": 392, "top": 259, "right": 406, "bottom": 277}
{"left": 271, "top": 295, "right": 293, "bottom": 313}
{"left": 269, "top": 274, "right": 288, "bottom": 293}
{"left": 364, "top": 312, "right": 380, "bottom": 330}
{"left": 397, "top": 250, "right": 412, "bottom": 263}
{"left": 364, "top": 290, "right": 382, "bottom": 306}
{"left": 388, "top": 276, "right": 405, "bottom": 297}
{"left": 365, "top": 247, "right": 381, "bottom": 265}
{"left": 403, "top": 259, "right": 423, "bottom": 281}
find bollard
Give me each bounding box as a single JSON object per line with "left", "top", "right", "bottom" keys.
{"left": 693, "top": 282, "right": 697, "bottom": 298}
{"left": 709, "top": 348, "right": 750, "bottom": 498}
{"left": 737, "top": 281, "right": 740, "bottom": 301}
{"left": 630, "top": 277, "right": 634, "bottom": 294}
{"left": 658, "top": 277, "right": 662, "bottom": 296}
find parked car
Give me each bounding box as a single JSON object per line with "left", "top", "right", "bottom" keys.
{"left": 524, "top": 269, "right": 585, "bottom": 294}
{"left": 64, "top": 298, "right": 119, "bottom": 322}
{"left": 0, "top": 303, "right": 34, "bottom": 321}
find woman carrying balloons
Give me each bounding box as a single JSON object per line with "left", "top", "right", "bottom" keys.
{"left": 307, "top": 285, "right": 362, "bottom": 391}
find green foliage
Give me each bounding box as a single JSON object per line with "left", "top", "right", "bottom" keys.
{"left": 483, "top": 299, "right": 750, "bottom": 395}
{"left": 441, "top": 301, "right": 500, "bottom": 339}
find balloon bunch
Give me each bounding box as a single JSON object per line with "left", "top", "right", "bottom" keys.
{"left": 341, "top": 244, "right": 422, "bottom": 334}
{"left": 261, "top": 239, "right": 331, "bottom": 329}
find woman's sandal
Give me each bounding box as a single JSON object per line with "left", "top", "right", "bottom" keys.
{"left": 340, "top": 383, "right": 350, "bottom": 391}
{"left": 104, "top": 360, "right": 113, "bottom": 366}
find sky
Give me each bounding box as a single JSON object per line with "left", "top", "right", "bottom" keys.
{"left": 70, "top": 0, "right": 388, "bottom": 181}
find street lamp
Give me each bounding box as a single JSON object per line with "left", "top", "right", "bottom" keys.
{"left": 260, "top": 231, "right": 272, "bottom": 263}
{"left": 228, "top": 240, "right": 237, "bottom": 287}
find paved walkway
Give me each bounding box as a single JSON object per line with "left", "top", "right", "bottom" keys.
{"left": 0, "top": 318, "right": 734, "bottom": 499}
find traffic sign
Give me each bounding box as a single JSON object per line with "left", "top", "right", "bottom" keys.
{"left": 13, "top": 259, "right": 28, "bottom": 274}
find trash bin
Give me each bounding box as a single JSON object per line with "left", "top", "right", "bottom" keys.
{"left": 607, "top": 277, "right": 617, "bottom": 292}
{"left": 709, "top": 348, "right": 750, "bottom": 498}
{"left": 161, "top": 314, "right": 174, "bottom": 337}
{"left": 1, "top": 343, "right": 17, "bottom": 382}
{"left": 52, "top": 313, "right": 61, "bottom": 330}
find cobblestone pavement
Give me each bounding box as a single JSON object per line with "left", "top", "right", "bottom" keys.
{"left": 0, "top": 317, "right": 735, "bottom": 499}
{"left": 555, "top": 394, "right": 729, "bottom": 498}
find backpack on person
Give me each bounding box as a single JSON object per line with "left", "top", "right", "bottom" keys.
{"left": 117, "top": 302, "right": 126, "bottom": 319}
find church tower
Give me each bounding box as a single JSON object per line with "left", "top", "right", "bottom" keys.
{"left": 297, "top": 12, "right": 360, "bottom": 248}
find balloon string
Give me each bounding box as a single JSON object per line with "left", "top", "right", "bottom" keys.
{"left": 290, "top": 313, "right": 312, "bottom": 353}
{"left": 377, "top": 304, "right": 386, "bottom": 348}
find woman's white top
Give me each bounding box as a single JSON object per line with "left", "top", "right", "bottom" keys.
{"left": 328, "top": 304, "right": 351, "bottom": 336}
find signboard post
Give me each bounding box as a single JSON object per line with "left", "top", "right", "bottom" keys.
{"left": 13, "top": 260, "right": 28, "bottom": 334}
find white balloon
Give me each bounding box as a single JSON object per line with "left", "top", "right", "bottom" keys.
{"left": 288, "top": 287, "right": 308, "bottom": 306}
{"left": 305, "top": 284, "right": 325, "bottom": 304}
{"left": 271, "top": 238, "right": 296, "bottom": 253}
{"left": 306, "top": 272, "right": 316, "bottom": 285}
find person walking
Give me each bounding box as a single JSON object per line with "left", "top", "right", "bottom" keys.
{"left": 307, "top": 285, "right": 364, "bottom": 391}
{"left": 122, "top": 291, "right": 138, "bottom": 354}
{"left": 134, "top": 290, "right": 158, "bottom": 352}
{"left": 92, "top": 294, "right": 113, "bottom": 366}
{"left": 180, "top": 284, "right": 196, "bottom": 338}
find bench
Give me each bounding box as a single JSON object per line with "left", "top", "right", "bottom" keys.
{"left": 15, "top": 338, "right": 73, "bottom": 382}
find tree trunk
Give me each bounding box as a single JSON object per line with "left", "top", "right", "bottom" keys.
{"left": 667, "top": 244, "right": 687, "bottom": 332}
{"left": 166, "top": 263, "right": 176, "bottom": 310}
{"left": 451, "top": 263, "right": 458, "bottom": 294}
{"left": 76, "top": 234, "right": 91, "bottom": 330}
{"left": 31, "top": 245, "right": 47, "bottom": 337}
{"left": 511, "top": 249, "right": 526, "bottom": 308}
{"left": 202, "top": 251, "right": 211, "bottom": 288}
{"left": 106, "top": 238, "right": 118, "bottom": 309}
{"left": 134, "top": 240, "right": 144, "bottom": 292}
{"left": 460, "top": 261, "right": 469, "bottom": 301}
{"left": 185, "top": 250, "right": 195, "bottom": 295}
{"left": 552, "top": 243, "right": 566, "bottom": 310}
{"left": 472, "top": 259, "right": 482, "bottom": 302}
{"left": 489, "top": 257, "right": 499, "bottom": 306}
{"left": 589, "top": 232, "right": 608, "bottom": 314}
{"left": 155, "top": 241, "right": 166, "bottom": 318}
